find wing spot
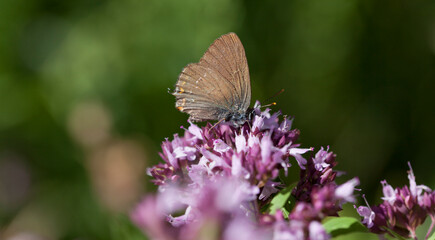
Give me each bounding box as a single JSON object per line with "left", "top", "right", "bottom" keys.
{"left": 181, "top": 99, "right": 186, "bottom": 106}
{"left": 177, "top": 106, "right": 184, "bottom": 111}
{"left": 181, "top": 81, "right": 186, "bottom": 86}
{"left": 179, "top": 87, "right": 185, "bottom": 93}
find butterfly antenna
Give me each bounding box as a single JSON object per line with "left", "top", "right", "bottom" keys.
{"left": 261, "top": 102, "right": 277, "bottom": 108}
{"left": 208, "top": 118, "right": 225, "bottom": 132}
{"left": 263, "top": 89, "right": 284, "bottom": 104}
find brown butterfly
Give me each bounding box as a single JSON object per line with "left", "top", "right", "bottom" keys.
{"left": 172, "top": 33, "right": 252, "bottom": 126}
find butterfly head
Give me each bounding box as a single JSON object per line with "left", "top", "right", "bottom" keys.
{"left": 225, "top": 108, "right": 255, "bottom": 127}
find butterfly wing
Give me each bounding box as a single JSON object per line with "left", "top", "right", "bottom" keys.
{"left": 173, "top": 32, "right": 251, "bottom": 122}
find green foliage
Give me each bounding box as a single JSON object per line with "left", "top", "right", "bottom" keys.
{"left": 110, "top": 215, "right": 148, "bottom": 240}
{"left": 267, "top": 182, "right": 297, "bottom": 216}
{"left": 331, "top": 232, "right": 379, "bottom": 240}
{"left": 322, "top": 217, "right": 368, "bottom": 237}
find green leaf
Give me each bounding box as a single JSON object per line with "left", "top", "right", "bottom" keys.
{"left": 281, "top": 207, "right": 290, "bottom": 218}
{"left": 267, "top": 182, "right": 297, "bottom": 215}
{"left": 428, "top": 231, "right": 435, "bottom": 240}
{"left": 284, "top": 194, "right": 297, "bottom": 214}
{"left": 331, "top": 232, "right": 379, "bottom": 240}
{"left": 323, "top": 217, "right": 368, "bottom": 237}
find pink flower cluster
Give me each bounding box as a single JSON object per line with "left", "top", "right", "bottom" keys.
{"left": 356, "top": 163, "right": 435, "bottom": 239}
{"left": 131, "top": 102, "right": 360, "bottom": 240}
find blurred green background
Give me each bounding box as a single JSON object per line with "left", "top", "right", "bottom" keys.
{"left": 1, "top": 0, "right": 435, "bottom": 239}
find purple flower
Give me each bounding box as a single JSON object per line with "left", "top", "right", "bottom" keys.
{"left": 268, "top": 210, "right": 331, "bottom": 240}
{"left": 273, "top": 219, "right": 306, "bottom": 240}
{"left": 187, "top": 121, "right": 203, "bottom": 140}
{"left": 131, "top": 186, "right": 193, "bottom": 240}
{"left": 147, "top": 163, "right": 175, "bottom": 185}
{"left": 280, "top": 179, "right": 358, "bottom": 239}
{"left": 213, "top": 139, "right": 231, "bottom": 153}
{"left": 380, "top": 180, "right": 396, "bottom": 204}
{"left": 235, "top": 132, "right": 247, "bottom": 153}
{"left": 131, "top": 196, "right": 176, "bottom": 240}
{"left": 132, "top": 177, "right": 260, "bottom": 239}
{"left": 296, "top": 178, "right": 359, "bottom": 220}
{"left": 132, "top": 102, "right": 362, "bottom": 240}
{"left": 308, "top": 221, "right": 330, "bottom": 240}
{"left": 292, "top": 147, "right": 338, "bottom": 203}
{"left": 312, "top": 147, "right": 332, "bottom": 171}
{"left": 173, "top": 146, "right": 197, "bottom": 161}
{"left": 335, "top": 178, "right": 360, "bottom": 204}
{"left": 223, "top": 217, "right": 271, "bottom": 240}
{"left": 153, "top": 104, "right": 307, "bottom": 190}
{"left": 407, "top": 162, "right": 432, "bottom": 203}
{"left": 289, "top": 147, "right": 312, "bottom": 170}
{"left": 167, "top": 206, "right": 196, "bottom": 227}
{"left": 355, "top": 162, "right": 435, "bottom": 239}
{"left": 355, "top": 205, "right": 375, "bottom": 228}
{"left": 159, "top": 133, "right": 200, "bottom": 170}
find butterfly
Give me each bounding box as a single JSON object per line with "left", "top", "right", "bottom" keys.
{"left": 172, "top": 32, "right": 252, "bottom": 126}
